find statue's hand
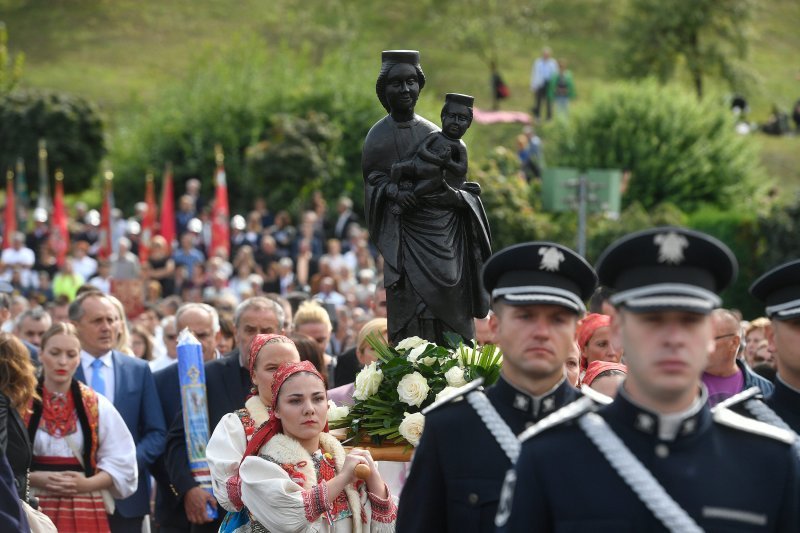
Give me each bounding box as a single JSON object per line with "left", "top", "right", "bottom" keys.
{"left": 397, "top": 190, "right": 418, "bottom": 211}
{"left": 428, "top": 183, "right": 464, "bottom": 208}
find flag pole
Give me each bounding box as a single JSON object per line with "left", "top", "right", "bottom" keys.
{"left": 37, "top": 139, "right": 50, "bottom": 210}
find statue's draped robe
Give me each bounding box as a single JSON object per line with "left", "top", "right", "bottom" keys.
{"left": 362, "top": 114, "right": 491, "bottom": 344}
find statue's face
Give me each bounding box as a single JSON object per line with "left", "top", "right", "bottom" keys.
{"left": 384, "top": 63, "right": 419, "bottom": 114}
{"left": 442, "top": 103, "right": 471, "bottom": 139}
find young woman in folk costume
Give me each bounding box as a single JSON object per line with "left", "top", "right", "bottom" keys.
{"left": 25, "top": 323, "right": 137, "bottom": 532}
{"left": 207, "top": 334, "right": 397, "bottom": 532}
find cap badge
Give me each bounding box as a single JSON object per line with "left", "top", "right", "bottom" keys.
{"left": 539, "top": 247, "right": 565, "bottom": 272}
{"left": 654, "top": 232, "right": 688, "bottom": 265}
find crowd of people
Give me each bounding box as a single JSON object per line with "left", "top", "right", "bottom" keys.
{"left": 0, "top": 205, "right": 796, "bottom": 532}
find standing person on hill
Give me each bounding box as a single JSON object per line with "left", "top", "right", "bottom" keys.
{"left": 397, "top": 242, "right": 596, "bottom": 533}
{"left": 530, "top": 47, "right": 558, "bottom": 121}
{"left": 548, "top": 59, "right": 576, "bottom": 117}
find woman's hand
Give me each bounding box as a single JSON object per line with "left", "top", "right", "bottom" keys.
{"left": 347, "top": 449, "right": 387, "bottom": 498}
{"left": 30, "top": 471, "right": 79, "bottom": 495}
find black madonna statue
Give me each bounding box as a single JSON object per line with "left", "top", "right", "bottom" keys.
{"left": 362, "top": 50, "right": 492, "bottom": 346}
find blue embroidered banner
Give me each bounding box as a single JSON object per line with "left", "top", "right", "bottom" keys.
{"left": 177, "top": 329, "right": 217, "bottom": 519}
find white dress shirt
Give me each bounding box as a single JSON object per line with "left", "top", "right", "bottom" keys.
{"left": 81, "top": 350, "right": 115, "bottom": 403}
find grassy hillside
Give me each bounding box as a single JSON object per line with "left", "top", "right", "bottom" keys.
{"left": 1, "top": 0, "right": 798, "bottom": 192}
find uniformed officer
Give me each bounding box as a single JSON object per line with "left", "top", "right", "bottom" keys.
{"left": 744, "top": 259, "right": 800, "bottom": 434}
{"left": 395, "top": 242, "right": 597, "bottom": 533}
{"left": 497, "top": 227, "right": 800, "bottom": 532}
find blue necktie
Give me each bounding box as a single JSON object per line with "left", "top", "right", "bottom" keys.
{"left": 91, "top": 358, "right": 106, "bottom": 397}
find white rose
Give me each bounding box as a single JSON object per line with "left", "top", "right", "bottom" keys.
{"left": 435, "top": 386, "right": 459, "bottom": 402}
{"left": 353, "top": 362, "right": 383, "bottom": 401}
{"left": 445, "top": 366, "right": 468, "bottom": 387}
{"left": 406, "top": 342, "right": 432, "bottom": 365}
{"left": 398, "top": 412, "right": 425, "bottom": 446}
{"left": 397, "top": 371, "right": 431, "bottom": 407}
{"left": 396, "top": 336, "right": 427, "bottom": 351}
{"left": 420, "top": 356, "right": 438, "bottom": 367}
{"left": 327, "top": 400, "right": 350, "bottom": 423}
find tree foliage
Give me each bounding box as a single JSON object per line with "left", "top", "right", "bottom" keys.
{"left": 473, "top": 147, "right": 556, "bottom": 250}
{"left": 110, "top": 38, "right": 380, "bottom": 212}
{"left": 545, "top": 80, "right": 764, "bottom": 212}
{"left": 615, "top": 0, "right": 753, "bottom": 98}
{"left": 0, "top": 22, "right": 24, "bottom": 96}
{"left": 0, "top": 89, "right": 105, "bottom": 193}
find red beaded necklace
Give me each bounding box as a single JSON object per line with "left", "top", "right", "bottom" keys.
{"left": 41, "top": 386, "right": 78, "bottom": 437}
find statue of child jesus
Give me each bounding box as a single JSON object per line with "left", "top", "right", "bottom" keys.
{"left": 390, "top": 93, "right": 474, "bottom": 214}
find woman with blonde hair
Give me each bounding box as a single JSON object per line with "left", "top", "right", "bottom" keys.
{"left": 327, "top": 318, "right": 388, "bottom": 407}
{"left": 0, "top": 332, "right": 39, "bottom": 502}
{"left": 107, "top": 295, "right": 135, "bottom": 356}
{"left": 26, "top": 323, "right": 137, "bottom": 532}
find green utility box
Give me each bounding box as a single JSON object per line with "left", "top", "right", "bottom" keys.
{"left": 541, "top": 168, "right": 622, "bottom": 217}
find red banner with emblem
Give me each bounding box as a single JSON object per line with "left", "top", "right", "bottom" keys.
{"left": 3, "top": 170, "right": 16, "bottom": 250}
{"left": 158, "top": 164, "right": 176, "bottom": 254}
{"left": 50, "top": 171, "right": 70, "bottom": 266}
{"left": 210, "top": 146, "right": 230, "bottom": 258}
{"left": 139, "top": 175, "right": 156, "bottom": 264}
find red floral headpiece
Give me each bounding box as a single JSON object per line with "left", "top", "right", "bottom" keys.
{"left": 242, "top": 360, "right": 327, "bottom": 461}
{"left": 581, "top": 361, "right": 627, "bottom": 388}
{"left": 248, "top": 333, "right": 295, "bottom": 379}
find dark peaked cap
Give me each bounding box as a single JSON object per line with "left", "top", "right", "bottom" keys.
{"left": 482, "top": 242, "right": 597, "bottom": 313}
{"left": 445, "top": 93, "right": 474, "bottom": 108}
{"left": 750, "top": 259, "right": 800, "bottom": 321}
{"left": 596, "top": 226, "right": 737, "bottom": 314}
{"left": 381, "top": 50, "right": 420, "bottom": 64}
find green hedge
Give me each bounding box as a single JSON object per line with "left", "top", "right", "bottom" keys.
{"left": 0, "top": 89, "right": 105, "bottom": 194}
{"left": 545, "top": 80, "right": 764, "bottom": 212}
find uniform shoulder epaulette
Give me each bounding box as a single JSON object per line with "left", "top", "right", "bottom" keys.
{"left": 711, "top": 386, "right": 762, "bottom": 413}
{"left": 579, "top": 384, "right": 614, "bottom": 406}
{"left": 713, "top": 406, "right": 796, "bottom": 445}
{"left": 422, "top": 377, "right": 484, "bottom": 415}
{"left": 518, "top": 396, "right": 598, "bottom": 443}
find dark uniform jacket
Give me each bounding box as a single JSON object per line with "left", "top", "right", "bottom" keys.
{"left": 396, "top": 376, "right": 579, "bottom": 533}
{"left": 499, "top": 391, "right": 800, "bottom": 532}
{"left": 767, "top": 377, "right": 800, "bottom": 434}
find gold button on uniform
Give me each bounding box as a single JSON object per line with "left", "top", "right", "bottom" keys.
{"left": 655, "top": 444, "right": 669, "bottom": 458}
{"left": 468, "top": 493, "right": 479, "bottom": 505}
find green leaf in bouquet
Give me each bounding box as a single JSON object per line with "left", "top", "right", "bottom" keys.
{"left": 443, "top": 331, "right": 465, "bottom": 349}
{"left": 365, "top": 333, "right": 395, "bottom": 362}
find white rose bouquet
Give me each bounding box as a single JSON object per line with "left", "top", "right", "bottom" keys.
{"left": 329, "top": 332, "right": 502, "bottom": 447}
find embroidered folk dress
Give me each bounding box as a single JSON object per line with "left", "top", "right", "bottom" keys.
{"left": 27, "top": 382, "right": 137, "bottom": 533}
{"left": 207, "top": 396, "right": 397, "bottom": 533}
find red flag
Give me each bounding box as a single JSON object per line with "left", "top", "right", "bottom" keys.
{"left": 210, "top": 145, "right": 230, "bottom": 258}
{"left": 158, "top": 164, "right": 176, "bottom": 254}
{"left": 3, "top": 169, "right": 16, "bottom": 250}
{"left": 50, "top": 170, "right": 70, "bottom": 266}
{"left": 98, "top": 173, "right": 114, "bottom": 260}
{"left": 139, "top": 174, "right": 156, "bottom": 264}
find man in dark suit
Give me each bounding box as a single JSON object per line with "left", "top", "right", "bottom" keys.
{"left": 71, "top": 292, "right": 166, "bottom": 533}
{"left": 331, "top": 196, "right": 359, "bottom": 242}
{"left": 152, "top": 303, "right": 221, "bottom": 532}
{"left": 397, "top": 242, "right": 596, "bottom": 533}
{"left": 165, "top": 296, "right": 286, "bottom": 532}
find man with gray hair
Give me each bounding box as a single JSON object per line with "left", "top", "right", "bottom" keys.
{"left": 160, "top": 297, "right": 285, "bottom": 531}
{"left": 110, "top": 237, "right": 141, "bottom": 279}
{"left": 13, "top": 307, "right": 52, "bottom": 348}
{"left": 152, "top": 302, "right": 220, "bottom": 531}
{"left": 702, "top": 308, "right": 773, "bottom": 406}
